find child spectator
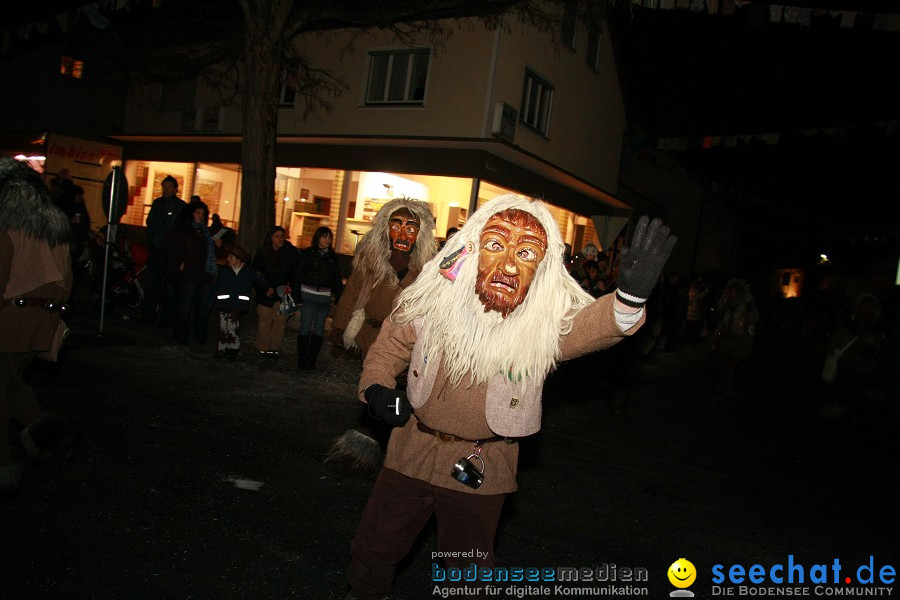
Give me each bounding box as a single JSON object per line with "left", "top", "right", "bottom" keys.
{"left": 208, "top": 246, "right": 266, "bottom": 359}
{"left": 579, "top": 259, "right": 608, "bottom": 298}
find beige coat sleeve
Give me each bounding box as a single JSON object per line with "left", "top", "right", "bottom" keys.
{"left": 357, "top": 316, "right": 417, "bottom": 402}
{"left": 559, "top": 293, "right": 645, "bottom": 360}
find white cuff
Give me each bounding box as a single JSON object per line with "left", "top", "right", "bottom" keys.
{"left": 614, "top": 306, "right": 644, "bottom": 332}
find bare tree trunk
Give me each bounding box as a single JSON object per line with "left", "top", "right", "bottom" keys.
{"left": 237, "top": 0, "right": 291, "bottom": 252}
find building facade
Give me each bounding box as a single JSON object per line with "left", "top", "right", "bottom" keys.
{"left": 113, "top": 12, "right": 632, "bottom": 256}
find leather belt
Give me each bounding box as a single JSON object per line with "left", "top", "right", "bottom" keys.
{"left": 4, "top": 297, "right": 70, "bottom": 314}
{"left": 364, "top": 318, "right": 383, "bottom": 329}
{"left": 416, "top": 421, "right": 514, "bottom": 445}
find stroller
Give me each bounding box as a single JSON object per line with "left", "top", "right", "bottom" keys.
{"left": 89, "top": 225, "right": 149, "bottom": 310}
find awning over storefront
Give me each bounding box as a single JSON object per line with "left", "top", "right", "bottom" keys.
{"left": 107, "top": 134, "right": 632, "bottom": 218}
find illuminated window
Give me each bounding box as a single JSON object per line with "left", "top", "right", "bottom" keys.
{"left": 60, "top": 56, "right": 84, "bottom": 79}
{"left": 365, "top": 49, "right": 430, "bottom": 105}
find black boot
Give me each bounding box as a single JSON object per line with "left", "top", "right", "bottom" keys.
{"left": 297, "top": 334, "right": 310, "bottom": 370}
{"left": 308, "top": 334, "right": 324, "bottom": 370}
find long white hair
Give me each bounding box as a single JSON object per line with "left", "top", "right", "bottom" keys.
{"left": 393, "top": 194, "right": 594, "bottom": 389}
{"left": 351, "top": 197, "right": 437, "bottom": 289}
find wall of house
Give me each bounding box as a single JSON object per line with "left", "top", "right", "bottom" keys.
{"left": 490, "top": 17, "right": 626, "bottom": 193}
{"left": 284, "top": 27, "right": 494, "bottom": 137}
{"left": 120, "top": 15, "right": 627, "bottom": 201}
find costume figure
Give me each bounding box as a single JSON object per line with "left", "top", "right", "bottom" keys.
{"left": 1, "top": 157, "right": 75, "bottom": 498}
{"left": 326, "top": 198, "right": 437, "bottom": 474}
{"left": 345, "top": 195, "right": 676, "bottom": 599}
{"left": 331, "top": 197, "right": 437, "bottom": 355}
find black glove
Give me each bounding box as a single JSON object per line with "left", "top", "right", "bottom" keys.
{"left": 615, "top": 215, "right": 677, "bottom": 308}
{"left": 364, "top": 384, "right": 412, "bottom": 426}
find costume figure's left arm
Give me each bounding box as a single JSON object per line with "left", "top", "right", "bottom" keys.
{"left": 562, "top": 215, "right": 676, "bottom": 361}
{"left": 560, "top": 293, "right": 645, "bottom": 360}
{"left": 357, "top": 316, "right": 417, "bottom": 402}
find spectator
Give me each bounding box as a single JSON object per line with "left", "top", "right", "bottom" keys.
{"left": 1, "top": 157, "right": 75, "bottom": 498}
{"left": 66, "top": 185, "right": 91, "bottom": 266}
{"left": 709, "top": 278, "right": 759, "bottom": 404}
{"left": 569, "top": 242, "right": 600, "bottom": 282}
{"left": 208, "top": 213, "right": 237, "bottom": 263}
{"left": 579, "top": 259, "right": 606, "bottom": 298}
{"left": 822, "top": 293, "right": 888, "bottom": 421}
{"left": 143, "top": 175, "right": 185, "bottom": 326}
{"left": 294, "top": 226, "right": 344, "bottom": 371}
{"left": 252, "top": 226, "right": 298, "bottom": 357}
{"left": 684, "top": 275, "right": 710, "bottom": 343}
{"left": 659, "top": 270, "right": 687, "bottom": 351}
{"left": 162, "top": 199, "right": 216, "bottom": 346}
{"left": 438, "top": 226, "right": 459, "bottom": 250}
{"left": 207, "top": 245, "right": 266, "bottom": 360}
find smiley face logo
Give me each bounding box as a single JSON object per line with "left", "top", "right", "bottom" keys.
{"left": 668, "top": 558, "right": 696, "bottom": 588}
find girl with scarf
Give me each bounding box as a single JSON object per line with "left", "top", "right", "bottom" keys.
{"left": 294, "top": 226, "right": 344, "bottom": 370}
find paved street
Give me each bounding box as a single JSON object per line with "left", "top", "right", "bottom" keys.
{"left": 2, "top": 281, "right": 898, "bottom": 599}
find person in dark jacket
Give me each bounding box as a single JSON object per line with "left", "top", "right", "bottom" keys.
{"left": 162, "top": 199, "right": 216, "bottom": 346}
{"left": 207, "top": 245, "right": 267, "bottom": 359}
{"left": 293, "top": 226, "right": 344, "bottom": 370}
{"left": 142, "top": 175, "right": 185, "bottom": 325}
{"left": 65, "top": 185, "right": 91, "bottom": 265}
{"left": 252, "top": 226, "right": 299, "bottom": 356}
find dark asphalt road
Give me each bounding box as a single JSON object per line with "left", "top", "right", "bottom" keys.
{"left": 2, "top": 283, "right": 898, "bottom": 600}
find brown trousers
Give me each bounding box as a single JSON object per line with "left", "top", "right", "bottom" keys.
{"left": 255, "top": 303, "right": 286, "bottom": 352}
{"left": 347, "top": 467, "right": 505, "bottom": 600}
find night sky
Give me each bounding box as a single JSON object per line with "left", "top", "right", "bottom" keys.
{"left": 613, "top": 4, "right": 900, "bottom": 269}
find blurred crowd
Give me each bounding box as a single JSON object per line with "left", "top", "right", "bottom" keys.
{"left": 557, "top": 241, "right": 899, "bottom": 426}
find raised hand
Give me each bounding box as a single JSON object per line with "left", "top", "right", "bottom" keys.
{"left": 615, "top": 216, "right": 677, "bottom": 308}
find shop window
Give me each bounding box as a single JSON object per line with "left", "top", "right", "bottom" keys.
{"left": 365, "top": 49, "right": 430, "bottom": 105}
{"left": 586, "top": 24, "right": 602, "bottom": 71}
{"left": 520, "top": 69, "right": 554, "bottom": 136}
{"left": 60, "top": 56, "right": 84, "bottom": 79}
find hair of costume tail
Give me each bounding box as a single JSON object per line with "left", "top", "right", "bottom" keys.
{"left": 323, "top": 429, "right": 383, "bottom": 475}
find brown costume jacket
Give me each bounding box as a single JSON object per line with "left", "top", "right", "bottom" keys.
{"left": 332, "top": 267, "right": 421, "bottom": 355}
{"left": 0, "top": 230, "right": 72, "bottom": 354}
{"left": 357, "top": 293, "right": 644, "bottom": 495}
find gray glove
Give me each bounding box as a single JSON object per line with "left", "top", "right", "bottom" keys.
{"left": 615, "top": 216, "right": 677, "bottom": 308}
